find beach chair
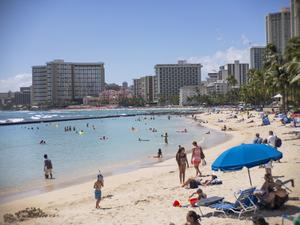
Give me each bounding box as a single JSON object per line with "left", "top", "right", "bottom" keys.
{"left": 195, "top": 196, "right": 224, "bottom": 216}
{"left": 209, "top": 187, "right": 257, "bottom": 219}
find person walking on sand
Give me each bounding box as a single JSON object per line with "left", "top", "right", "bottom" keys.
{"left": 94, "top": 174, "right": 104, "bottom": 209}
{"left": 43, "top": 154, "right": 53, "bottom": 179}
{"left": 191, "top": 141, "right": 202, "bottom": 176}
{"left": 176, "top": 147, "right": 189, "bottom": 184}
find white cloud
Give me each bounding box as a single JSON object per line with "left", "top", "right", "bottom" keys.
{"left": 185, "top": 46, "right": 250, "bottom": 78}
{"left": 241, "top": 34, "right": 251, "bottom": 46}
{"left": 0, "top": 73, "right": 32, "bottom": 92}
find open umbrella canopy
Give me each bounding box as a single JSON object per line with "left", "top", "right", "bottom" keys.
{"left": 273, "top": 93, "right": 283, "bottom": 98}
{"left": 212, "top": 144, "right": 283, "bottom": 172}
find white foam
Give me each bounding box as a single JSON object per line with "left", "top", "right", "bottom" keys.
{"left": 30, "top": 116, "right": 41, "bottom": 120}
{"left": 6, "top": 118, "right": 24, "bottom": 123}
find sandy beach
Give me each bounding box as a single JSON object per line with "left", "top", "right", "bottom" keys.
{"left": 0, "top": 110, "right": 299, "bottom": 225}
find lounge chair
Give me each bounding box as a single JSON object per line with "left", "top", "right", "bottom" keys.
{"left": 209, "top": 187, "right": 258, "bottom": 219}
{"left": 195, "top": 196, "right": 224, "bottom": 216}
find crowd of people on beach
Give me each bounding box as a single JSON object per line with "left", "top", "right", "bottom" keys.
{"left": 19, "top": 110, "right": 299, "bottom": 224}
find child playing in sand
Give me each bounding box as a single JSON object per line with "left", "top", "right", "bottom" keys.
{"left": 189, "top": 188, "right": 207, "bottom": 201}
{"left": 94, "top": 174, "right": 104, "bottom": 209}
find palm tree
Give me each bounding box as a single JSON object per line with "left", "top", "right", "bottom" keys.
{"left": 284, "top": 37, "right": 300, "bottom": 107}
{"left": 264, "top": 44, "right": 290, "bottom": 111}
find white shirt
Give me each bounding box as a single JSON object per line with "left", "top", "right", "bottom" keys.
{"left": 268, "top": 135, "right": 276, "bottom": 147}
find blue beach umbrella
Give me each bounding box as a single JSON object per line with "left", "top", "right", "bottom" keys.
{"left": 212, "top": 144, "right": 283, "bottom": 186}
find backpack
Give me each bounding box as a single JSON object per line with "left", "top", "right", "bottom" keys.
{"left": 275, "top": 137, "right": 282, "bottom": 148}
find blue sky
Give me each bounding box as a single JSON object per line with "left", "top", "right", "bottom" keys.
{"left": 0, "top": 0, "right": 289, "bottom": 91}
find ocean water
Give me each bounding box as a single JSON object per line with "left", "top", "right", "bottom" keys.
{"left": 0, "top": 109, "right": 230, "bottom": 202}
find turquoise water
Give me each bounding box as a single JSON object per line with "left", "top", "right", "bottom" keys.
{"left": 0, "top": 109, "right": 229, "bottom": 202}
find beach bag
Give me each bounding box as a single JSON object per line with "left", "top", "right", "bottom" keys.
{"left": 275, "top": 137, "right": 282, "bottom": 148}
{"left": 200, "top": 147, "right": 205, "bottom": 159}
{"left": 202, "top": 159, "right": 207, "bottom": 166}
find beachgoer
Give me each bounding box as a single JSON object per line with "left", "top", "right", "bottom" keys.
{"left": 163, "top": 132, "right": 168, "bottom": 144}
{"left": 200, "top": 175, "right": 221, "bottom": 186}
{"left": 182, "top": 176, "right": 202, "bottom": 188}
{"left": 255, "top": 174, "right": 277, "bottom": 208}
{"left": 221, "top": 125, "right": 227, "bottom": 131}
{"left": 94, "top": 174, "right": 104, "bottom": 209}
{"left": 267, "top": 131, "right": 276, "bottom": 147}
{"left": 189, "top": 188, "right": 207, "bottom": 201}
{"left": 191, "top": 141, "right": 202, "bottom": 176}
{"left": 176, "top": 147, "right": 189, "bottom": 184}
{"left": 184, "top": 210, "right": 201, "bottom": 225}
{"left": 153, "top": 148, "right": 163, "bottom": 158}
{"left": 252, "top": 215, "right": 269, "bottom": 225}
{"left": 44, "top": 154, "right": 53, "bottom": 179}
{"left": 253, "top": 133, "right": 263, "bottom": 144}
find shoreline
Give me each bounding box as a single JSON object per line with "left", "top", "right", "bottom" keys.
{"left": 0, "top": 110, "right": 299, "bottom": 225}
{"left": 0, "top": 116, "right": 232, "bottom": 204}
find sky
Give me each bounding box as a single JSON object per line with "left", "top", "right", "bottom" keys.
{"left": 0, "top": 0, "right": 290, "bottom": 92}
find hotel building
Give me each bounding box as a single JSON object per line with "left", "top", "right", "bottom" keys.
{"left": 155, "top": 60, "right": 202, "bottom": 103}
{"left": 250, "top": 47, "right": 266, "bottom": 70}
{"left": 32, "top": 60, "right": 105, "bottom": 105}
{"left": 266, "top": 8, "right": 291, "bottom": 54}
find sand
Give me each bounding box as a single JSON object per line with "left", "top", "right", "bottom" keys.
{"left": 0, "top": 110, "right": 299, "bottom": 225}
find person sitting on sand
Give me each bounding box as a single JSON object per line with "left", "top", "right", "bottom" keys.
{"left": 94, "top": 174, "right": 104, "bottom": 209}
{"left": 184, "top": 210, "right": 201, "bottom": 225}
{"left": 255, "top": 174, "right": 288, "bottom": 209}
{"left": 189, "top": 188, "right": 207, "bottom": 201}
{"left": 176, "top": 147, "right": 189, "bottom": 184}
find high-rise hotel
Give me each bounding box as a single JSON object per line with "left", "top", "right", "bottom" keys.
{"left": 266, "top": 8, "right": 291, "bottom": 54}
{"left": 155, "top": 60, "right": 202, "bottom": 103}
{"left": 32, "top": 60, "right": 105, "bottom": 105}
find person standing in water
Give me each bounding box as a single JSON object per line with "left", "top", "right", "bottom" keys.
{"left": 162, "top": 132, "right": 168, "bottom": 144}
{"left": 176, "top": 147, "right": 189, "bottom": 184}
{"left": 191, "top": 141, "right": 202, "bottom": 176}
{"left": 153, "top": 148, "right": 163, "bottom": 158}
{"left": 43, "top": 154, "right": 53, "bottom": 179}
{"left": 94, "top": 173, "right": 104, "bottom": 209}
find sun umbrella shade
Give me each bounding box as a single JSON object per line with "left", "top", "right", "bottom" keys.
{"left": 212, "top": 144, "right": 283, "bottom": 171}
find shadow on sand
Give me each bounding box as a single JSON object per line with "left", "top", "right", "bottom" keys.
{"left": 202, "top": 204, "right": 300, "bottom": 221}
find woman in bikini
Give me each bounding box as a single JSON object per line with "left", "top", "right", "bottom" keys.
{"left": 176, "top": 147, "right": 189, "bottom": 184}
{"left": 191, "top": 141, "right": 202, "bottom": 176}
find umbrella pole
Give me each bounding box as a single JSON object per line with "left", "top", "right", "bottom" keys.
{"left": 248, "top": 168, "right": 253, "bottom": 186}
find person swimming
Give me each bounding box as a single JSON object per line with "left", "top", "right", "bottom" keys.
{"left": 138, "top": 138, "right": 150, "bottom": 141}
